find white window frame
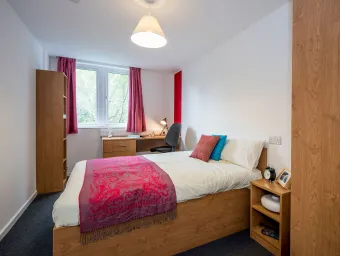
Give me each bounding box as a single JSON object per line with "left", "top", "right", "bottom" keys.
{"left": 76, "top": 61, "right": 129, "bottom": 129}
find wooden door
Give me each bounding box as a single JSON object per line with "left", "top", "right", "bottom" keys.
{"left": 292, "top": 0, "right": 340, "bottom": 255}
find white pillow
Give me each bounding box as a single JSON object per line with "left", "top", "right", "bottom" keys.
{"left": 221, "top": 139, "right": 265, "bottom": 170}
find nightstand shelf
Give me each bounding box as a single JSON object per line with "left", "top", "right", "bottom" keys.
{"left": 250, "top": 179, "right": 291, "bottom": 256}
{"left": 252, "top": 204, "right": 280, "bottom": 222}
{"left": 252, "top": 225, "right": 280, "bottom": 249}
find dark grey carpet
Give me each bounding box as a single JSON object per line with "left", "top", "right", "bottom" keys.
{"left": 0, "top": 193, "right": 271, "bottom": 256}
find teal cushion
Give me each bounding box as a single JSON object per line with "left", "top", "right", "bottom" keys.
{"left": 210, "top": 135, "right": 227, "bottom": 161}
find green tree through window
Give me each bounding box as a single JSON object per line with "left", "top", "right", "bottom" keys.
{"left": 76, "top": 66, "right": 129, "bottom": 127}
{"left": 76, "top": 69, "right": 97, "bottom": 124}
{"left": 108, "top": 73, "right": 128, "bottom": 124}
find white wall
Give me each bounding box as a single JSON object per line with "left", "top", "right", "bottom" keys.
{"left": 182, "top": 2, "right": 292, "bottom": 172}
{"left": 142, "top": 70, "right": 174, "bottom": 131}
{"left": 0, "top": 0, "right": 43, "bottom": 240}
{"left": 50, "top": 57, "right": 174, "bottom": 173}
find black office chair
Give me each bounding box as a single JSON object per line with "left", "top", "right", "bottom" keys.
{"left": 150, "top": 123, "right": 182, "bottom": 153}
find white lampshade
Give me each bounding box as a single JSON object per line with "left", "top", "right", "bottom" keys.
{"left": 131, "top": 15, "right": 167, "bottom": 48}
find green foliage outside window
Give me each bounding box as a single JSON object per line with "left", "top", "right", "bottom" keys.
{"left": 76, "top": 69, "right": 97, "bottom": 124}
{"left": 76, "top": 68, "right": 128, "bottom": 126}
{"left": 108, "top": 73, "right": 128, "bottom": 124}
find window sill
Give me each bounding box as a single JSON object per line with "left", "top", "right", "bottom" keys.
{"left": 78, "top": 125, "right": 127, "bottom": 129}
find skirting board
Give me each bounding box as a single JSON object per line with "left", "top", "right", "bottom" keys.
{"left": 0, "top": 190, "right": 37, "bottom": 241}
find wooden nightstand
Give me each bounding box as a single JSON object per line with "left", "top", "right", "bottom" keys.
{"left": 250, "top": 179, "right": 291, "bottom": 256}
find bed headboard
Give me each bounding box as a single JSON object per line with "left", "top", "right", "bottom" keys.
{"left": 257, "top": 148, "right": 267, "bottom": 172}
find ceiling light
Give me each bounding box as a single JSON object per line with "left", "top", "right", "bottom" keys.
{"left": 131, "top": 1, "right": 167, "bottom": 48}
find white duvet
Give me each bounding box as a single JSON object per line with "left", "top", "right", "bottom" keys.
{"left": 53, "top": 151, "right": 262, "bottom": 227}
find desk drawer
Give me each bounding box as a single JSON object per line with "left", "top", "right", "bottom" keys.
{"left": 103, "top": 140, "right": 136, "bottom": 153}
{"left": 103, "top": 151, "right": 136, "bottom": 158}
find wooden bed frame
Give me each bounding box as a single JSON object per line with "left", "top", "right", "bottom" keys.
{"left": 53, "top": 149, "right": 267, "bottom": 256}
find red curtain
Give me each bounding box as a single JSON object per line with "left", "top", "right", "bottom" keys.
{"left": 126, "top": 67, "right": 146, "bottom": 133}
{"left": 57, "top": 57, "right": 78, "bottom": 134}
{"left": 174, "top": 71, "right": 182, "bottom": 123}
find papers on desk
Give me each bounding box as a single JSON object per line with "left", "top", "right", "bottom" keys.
{"left": 127, "top": 134, "right": 141, "bottom": 138}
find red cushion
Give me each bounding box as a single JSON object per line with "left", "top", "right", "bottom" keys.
{"left": 190, "top": 135, "right": 220, "bottom": 162}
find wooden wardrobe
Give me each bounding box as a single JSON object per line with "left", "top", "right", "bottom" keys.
{"left": 292, "top": 0, "right": 340, "bottom": 255}
{"left": 36, "top": 70, "right": 67, "bottom": 194}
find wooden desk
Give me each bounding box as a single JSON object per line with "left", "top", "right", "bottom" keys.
{"left": 102, "top": 136, "right": 167, "bottom": 158}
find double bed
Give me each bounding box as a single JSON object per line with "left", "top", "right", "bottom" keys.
{"left": 53, "top": 149, "right": 267, "bottom": 256}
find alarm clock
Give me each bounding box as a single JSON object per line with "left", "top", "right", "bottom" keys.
{"left": 264, "top": 167, "right": 276, "bottom": 182}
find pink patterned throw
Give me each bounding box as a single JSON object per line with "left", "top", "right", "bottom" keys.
{"left": 79, "top": 156, "right": 177, "bottom": 244}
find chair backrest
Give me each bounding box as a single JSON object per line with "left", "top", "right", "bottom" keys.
{"left": 165, "top": 123, "right": 182, "bottom": 147}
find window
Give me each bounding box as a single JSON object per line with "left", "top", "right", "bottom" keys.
{"left": 76, "top": 69, "right": 97, "bottom": 125}
{"left": 76, "top": 63, "right": 129, "bottom": 128}
{"left": 108, "top": 73, "right": 129, "bottom": 124}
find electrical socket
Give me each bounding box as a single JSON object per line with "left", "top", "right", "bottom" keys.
{"left": 269, "top": 136, "right": 282, "bottom": 145}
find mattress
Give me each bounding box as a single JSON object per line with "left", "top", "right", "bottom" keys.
{"left": 52, "top": 151, "right": 262, "bottom": 227}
